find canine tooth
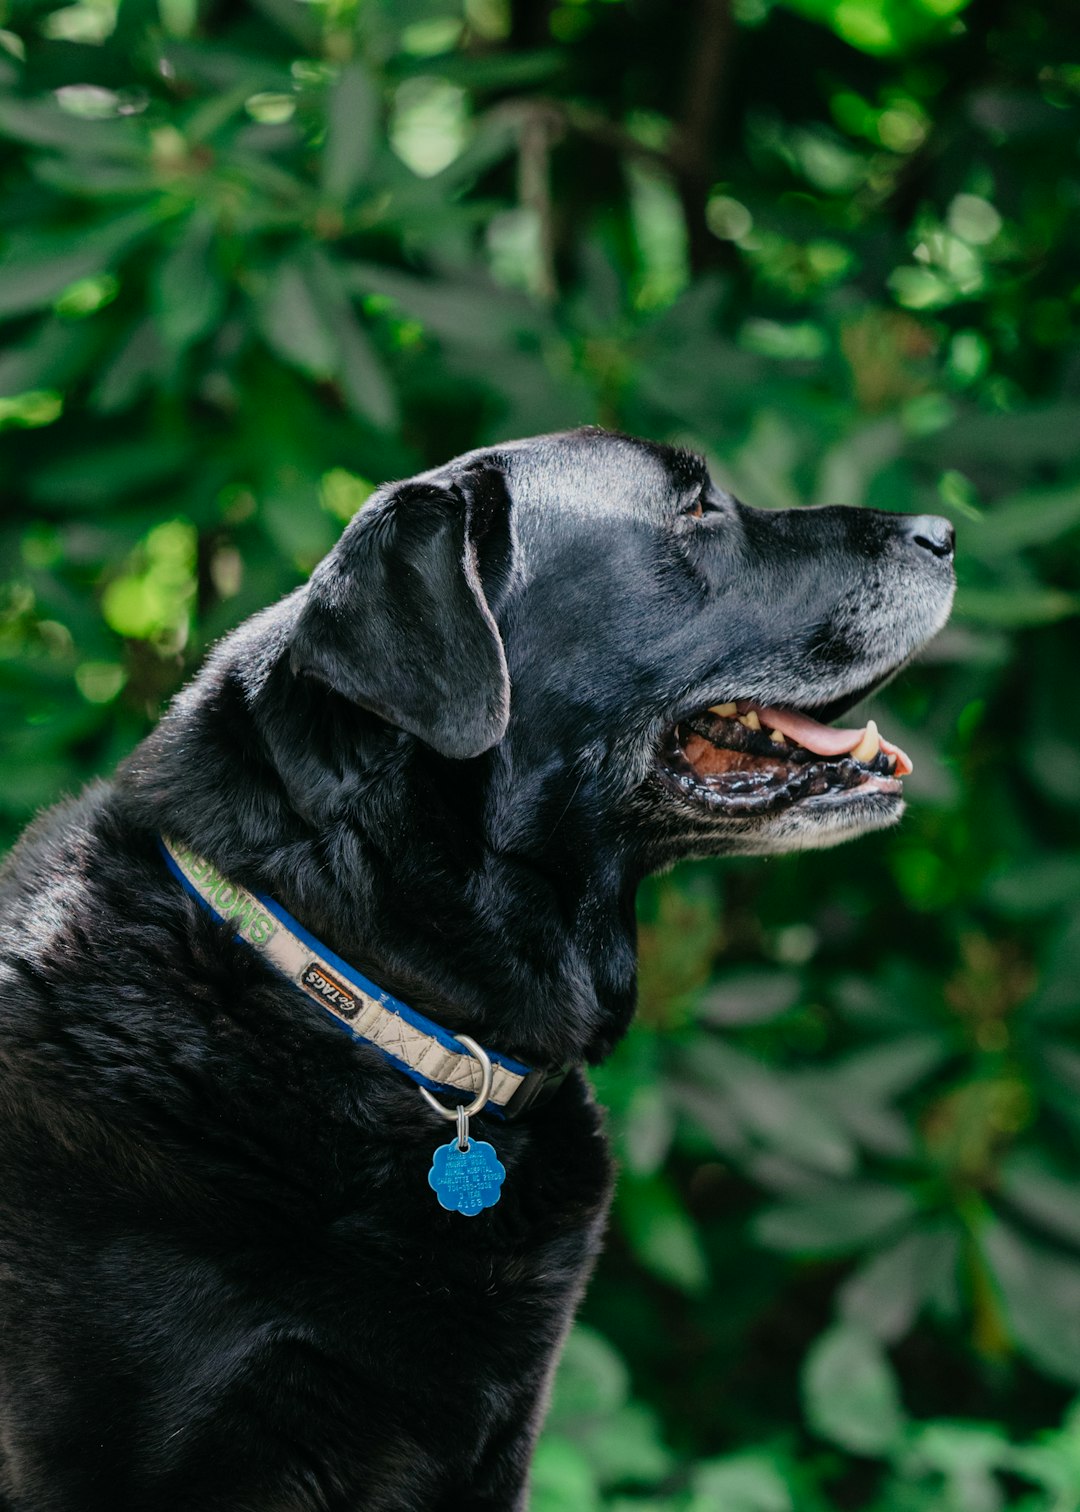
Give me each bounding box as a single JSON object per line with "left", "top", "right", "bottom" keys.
{"left": 769, "top": 728, "right": 785, "bottom": 744}
{"left": 709, "top": 702, "right": 737, "bottom": 717}
{"left": 739, "top": 711, "right": 761, "bottom": 730}
{"left": 851, "top": 720, "right": 881, "bottom": 764}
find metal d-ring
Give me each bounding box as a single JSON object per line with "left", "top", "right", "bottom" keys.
{"left": 418, "top": 1034, "right": 494, "bottom": 1145}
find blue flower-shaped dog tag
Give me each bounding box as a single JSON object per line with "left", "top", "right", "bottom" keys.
{"left": 428, "top": 1136, "right": 505, "bottom": 1216}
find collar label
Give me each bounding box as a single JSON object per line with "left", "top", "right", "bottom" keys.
{"left": 302, "top": 962, "right": 360, "bottom": 1020}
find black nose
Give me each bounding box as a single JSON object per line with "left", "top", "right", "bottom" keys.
{"left": 899, "top": 514, "right": 955, "bottom": 560}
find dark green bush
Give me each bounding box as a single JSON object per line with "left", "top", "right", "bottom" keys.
{"left": 4, "top": 0, "right": 1080, "bottom": 1504}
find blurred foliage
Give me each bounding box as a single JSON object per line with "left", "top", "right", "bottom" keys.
{"left": 3, "top": 0, "right": 1080, "bottom": 1504}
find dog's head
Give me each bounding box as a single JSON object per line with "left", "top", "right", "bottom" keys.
{"left": 288, "top": 427, "right": 955, "bottom": 871}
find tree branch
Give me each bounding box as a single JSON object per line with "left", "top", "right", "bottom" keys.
{"left": 674, "top": 0, "right": 734, "bottom": 272}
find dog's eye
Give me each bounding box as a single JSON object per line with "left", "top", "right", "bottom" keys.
{"left": 682, "top": 492, "right": 715, "bottom": 520}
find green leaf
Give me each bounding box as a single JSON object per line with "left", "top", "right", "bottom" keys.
{"left": 1029, "top": 911, "right": 1080, "bottom": 1018}
{"left": 1040, "top": 1042, "right": 1080, "bottom": 1107}
{"left": 335, "top": 309, "right": 397, "bottom": 430}
{"left": 547, "top": 1326, "right": 629, "bottom": 1423}
{"left": 697, "top": 969, "right": 801, "bottom": 1026}
{"left": 32, "top": 158, "right": 158, "bottom": 199}
{"left": 968, "top": 484, "right": 1080, "bottom": 558}
{"left": 984, "top": 855, "right": 1080, "bottom": 917}
{"left": 30, "top": 440, "right": 193, "bottom": 509}
{"left": 426, "top": 107, "right": 518, "bottom": 190}
{"left": 682, "top": 1039, "right": 856, "bottom": 1176}
{"left": 571, "top": 1402, "right": 673, "bottom": 1489}
{"left": 616, "top": 1173, "right": 709, "bottom": 1294}
{"left": 955, "top": 585, "right": 1080, "bottom": 628}
{"left": 689, "top": 1453, "right": 793, "bottom": 1512}
{"left": 797, "top": 1036, "right": 949, "bottom": 1161}
{"left": 827, "top": 1035, "right": 949, "bottom": 1101}
{"left": 348, "top": 262, "right": 539, "bottom": 350}
{"left": 153, "top": 212, "right": 226, "bottom": 352}
{"left": 409, "top": 48, "right": 565, "bottom": 91}
{"left": 905, "top": 1422, "right": 1011, "bottom": 1506}
{"left": 918, "top": 402, "right": 1080, "bottom": 468}
{"left": 0, "top": 245, "right": 110, "bottom": 322}
{"left": 258, "top": 258, "right": 337, "bottom": 379}
{"left": 984, "top": 1220, "right": 1080, "bottom": 1387}
{"left": 161, "top": 40, "right": 286, "bottom": 93}
{"left": 812, "top": 419, "right": 903, "bottom": 509}
{"left": 0, "top": 95, "right": 147, "bottom": 159}
{"left": 779, "top": 0, "right": 971, "bottom": 56}
{"left": 999, "top": 1150, "right": 1080, "bottom": 1252}
{"left": 91, "top": 317, "right": 174, "bottom": 414}
{"left": 802, "top": 1322, "right": 906, "bottom": 1455}
{"left": 248, "top": 0, "right": 321, "bottom": 48}
{"left": 304, "top": 252, "right": 397, "bottom": 429}
{"left": 529, "top": 1438, "right": 601, "bottom": 1512}
{"left": 621, "top": 1084, "right": 675, "bottom": 1175}
{"left": 257, "top": 254, "right": 397, "bottom": 428}
{"left": 838, "top": 1224, "right": 960, "bottom": 1342}
{"left": 321, "top": 61, "right": 379, "bottom": 205}
{"left": 0, "top": 210, "right": 159, "bottom": 321}
{"left": 1027, "top": 733, "right": 1080, "bottom": 810}
{"left": 0, "top": 316, "right": 102, "bottom": 397}
{"left": 260, "top": 476, "right": 337, "bottom": 570}
{"left": 754, "top": 1183, "right": 918, "bottom": 1256}
{"left": 185, "top": 82, "right": 268, "bottom": 145}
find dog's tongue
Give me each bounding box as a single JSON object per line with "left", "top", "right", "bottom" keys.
{"left": 741, "top": 702, "right": 913, "bottom": 776}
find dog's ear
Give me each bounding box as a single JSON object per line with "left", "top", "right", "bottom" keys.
{"left": 289, "top": 463, "right": 516, "bottom": 760}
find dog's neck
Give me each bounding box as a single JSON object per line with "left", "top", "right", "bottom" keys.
{"left": 120, "top": 635, "right": 639, "bottom": 1070}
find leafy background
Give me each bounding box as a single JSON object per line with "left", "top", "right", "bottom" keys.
{"left": 3, "top": 0, "right": 1080, "bottom": 1505}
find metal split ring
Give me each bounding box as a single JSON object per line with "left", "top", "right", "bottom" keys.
{"left": 418, "top": 1034, "right": 494, "bottom": 1149}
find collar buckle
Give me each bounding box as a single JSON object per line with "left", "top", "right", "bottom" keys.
{"left": 502, "top": 1063, "right": 570, "bottom": 1120}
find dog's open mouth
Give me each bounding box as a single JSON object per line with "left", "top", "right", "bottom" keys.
{"left": 656, "top": 700, "right": 910, "bottom": 816}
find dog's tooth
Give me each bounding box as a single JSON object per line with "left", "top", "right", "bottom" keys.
{"left": 739, "top": 711, "right": 761, "bottom": 730}
{"left": 851, "top": 720, "right": 881, "bottom": 764}
{"left": 709, "top": 702, "right": 737, "bottom": 717}
{"left": 769, "top": 727, "right": 785, "bottom": 744}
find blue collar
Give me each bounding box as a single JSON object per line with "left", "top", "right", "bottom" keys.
{"left": 160, "top": 837, "right": 566, "bottom": 1120}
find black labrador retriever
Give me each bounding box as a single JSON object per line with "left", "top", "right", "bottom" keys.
{"left": 0, "top": 428, "right": 955, "bottom": 1511}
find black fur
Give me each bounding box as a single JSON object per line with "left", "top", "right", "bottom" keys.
{"left": 0, "top": 429, "right": 954, "bottom": 1510}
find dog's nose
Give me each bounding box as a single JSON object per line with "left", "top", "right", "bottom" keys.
{"left": 899, "top": 514, "right": 955, "bottom": 560}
